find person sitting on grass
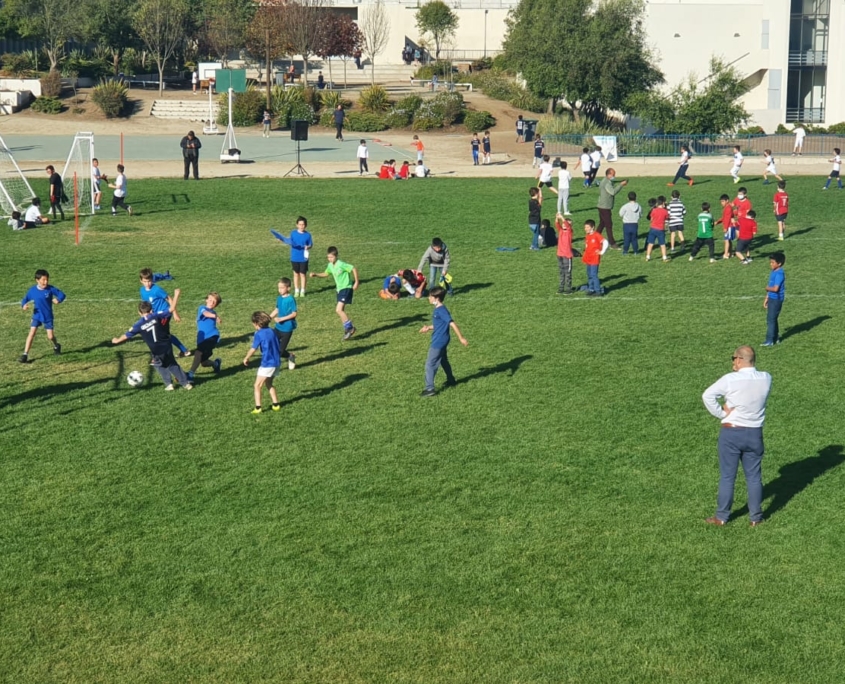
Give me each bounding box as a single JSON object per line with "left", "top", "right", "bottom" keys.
{"left": 8, "top": 211, "right": 25, "bottom": 230}
{"left": 378, "top": 161, "right": 391, "bottom": 179}
{"left": 400, "top": 269, "right": 427, "bottom": 298}
{"left": 24, "top": 198, "right": 50, "bottom": 228}
{"left": 398, "top": 161, "right": 411, "bottom": 179}
{"left": 380, "top": 275, "right": 403, "bottom": 300}
{"left": 414, "top": 160, "right": 430, "bottom": 178}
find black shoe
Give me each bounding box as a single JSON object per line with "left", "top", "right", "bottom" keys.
{"left": 420, "top": 389, "right": 437, "bottom": 397}
{"left": 53, "top": 343, "right": 62, "bottom": 355}
{"left": 445, "top": 379, "right": 457, "bottom": 387}
{"left": 18, "top": 353, "right": 28, "bottom": 363}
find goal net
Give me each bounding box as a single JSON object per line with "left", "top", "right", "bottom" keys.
{"left": 0, "top": 134, "right": 36, "bottom": 217}
{"left": 61, "top": 132, "right": 96, "bottom": 215}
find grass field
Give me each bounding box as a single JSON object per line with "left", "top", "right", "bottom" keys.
{"left": 2, "top": 175, "right": 845, "bottom": 683}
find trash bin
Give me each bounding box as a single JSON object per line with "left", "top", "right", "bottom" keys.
{"left": 523, "top": 119, "right": 539, "bottom": 140}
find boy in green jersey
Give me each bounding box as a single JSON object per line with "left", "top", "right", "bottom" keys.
{"left": 309, "top": 246, "right": 360, "bottom": 340}
{"left": 689, "top": 202, "right": 717, "bottom": 262}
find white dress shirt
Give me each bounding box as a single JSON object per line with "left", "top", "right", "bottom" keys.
{"left": 702, "top": 367, "right": 772, "bottom": 427}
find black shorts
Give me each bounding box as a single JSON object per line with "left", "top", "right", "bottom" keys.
{"left": 775, "top": 213, "right": 788, "bottom": 222}
{"left": 337, "top": 288, "right": 354, "bottom": 305}
{"left": 538, "top": 180, "right": 553, "bottom": 188}
{"left": 830, "top": 170, "right": 840, "bottom": 178}
{"left": 291, "top": 261, "right": 308, "bottom": 274}
{"left": 736, "top": 238, "right": 752, "bottom": 253}
{"left": 196, "top": 335, "right": 219, "bottom": 359}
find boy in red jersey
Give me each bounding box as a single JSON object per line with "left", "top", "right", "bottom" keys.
{"left": 714, "top": 194, "right": 736, "bottom": 260}
{"left": 582, "top": 219, "right": 608, "bottom": 296}
{"left": 555, "top": 212, "right": 574, "bottom": 295}
{"left": 773, "top": 181, "right": 788, "bottom": 241}
{"left": 645, "top": 195, "right": 670, "bottom": 262}
{"left": 735, "top": 209, "right": 758, "bottom": 265}
{"left": 731, "top": 187, "right": 752, "bottom": 220}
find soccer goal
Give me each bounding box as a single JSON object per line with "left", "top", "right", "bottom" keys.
{"left": 0, "top": 134, "right": 36, "bottom": 217}
{"left": 61, "top": 132, "right": 96, "bottom": 215}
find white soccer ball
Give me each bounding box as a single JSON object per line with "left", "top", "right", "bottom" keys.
{"left": 127, "top": 370, "right": 145, "bottom": 387}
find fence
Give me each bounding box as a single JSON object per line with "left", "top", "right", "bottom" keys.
{"left": 543, "top": 133, "right": 845, "bottom": 158}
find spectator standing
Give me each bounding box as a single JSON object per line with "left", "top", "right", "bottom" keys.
{"left": 597, "top": 168, "right": 627, "bottom": 249}
{"left": 763, "top": 252, "right": 786, "bottom": 346}
{"left": 334, "top": 104, "right": 345, "bottom": 141}
{"left": 180, "top": 130, "right": 202, "bottom": 180}
{"left": 357, "top": 139, "right": 369, "bottom": 175}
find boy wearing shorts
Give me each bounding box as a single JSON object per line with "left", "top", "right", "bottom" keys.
{"left": 645, "top": 196, "right": 670, "bottom": 262}
{"left": 762, "top": 149, "right": 783, "bottom": 184}
{"left": 773, "top": 181, "right": 788, "bottom": 241}
{"left": 536, "top": 155, "right": 557, "bottom": 195}
{"left": 20, "top": 268, "right": 65, "bottom": 363}
{"left": 309, "top": 247, "right": 359, "bottom": 340}
{"left": 270, "top": 277, "right": 298, "bottom": 370}
{"left": 822, "top": 148, "right": 842, "bottom": 189}
{"left": 730, "top": 145, "right": 743, "bottom": 183}
{"left": 188, "top": 292, "right": 223, "bottom": 381}
{"left": 735, "top": 209, "right": 757, "bottom": 265}
{"left": 667, "top": 189, "right": 686, "bottom": 253}
{"left": 276, "top": 216, "right": 313, "bottom": 297}
{"left": 715, "top": 195, "right": 737, "bottom": 260}
{"left": 243, "top": 311, "right": 281, "bottom": 414}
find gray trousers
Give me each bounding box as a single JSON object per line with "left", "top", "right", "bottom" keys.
{"left": 556, "top": 188, "right": 570, "bottom": 214}
{"left": 425, "top": 345, "right": 454, "bottom": 391}
{"left": 153, "top": 352, "right": 190, "bottom": 386}
{"left": 716, "top": 426, "right": 764, "bottom": 523}
{"left": 557, "top": 256, "right": 572, "bottom": 292}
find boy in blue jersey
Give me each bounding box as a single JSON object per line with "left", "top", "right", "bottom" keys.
{"left": 111, "top": 301, "right": 193, "bottom": 390}
{"left": 379, "top": 274, "right": 403, "bottom": 300}
{"left": 309, "top": 246, "right": 360, "bottom": 340}
{"left": 243, "top": 311, "right": 281, "bottom": 414}
{"left": 763, "top": 251, "right": 786, "bottom": 347}
{"left": 419, "top": 286, "right": 468, "bottom": 397}
{"left": 188, "top": 292, "right": 223, "bottom": 381}
{"left": 20, "top": 268, "right": 66, "bottom": 363}
{"left": 275, "top": 216, "right": 313, "bottom": 297}
{"left": 270, "top": 277, "right": 298, "bottom": 370}
{"left": 139, "top": 267, "right": 190, "bottom": 356}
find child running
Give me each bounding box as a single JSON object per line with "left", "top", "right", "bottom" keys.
{"left": 269, "top": 277, "right": 298, "bottom": 371}
{"left": 139, "top": 268, "right": 190, "bottom": 356}
{"left": 243, "top": 311, "right": 281, "bottom": 414}
{"left": 419, "top": 286, "right": 468, "bottom": 396}
{"left": 19, "top": 268, "right": 65, "bottom": 363}
{"left": 773, "top": 181, "right": 788, "bottom": 241}
{"left": 187, "top": 292, "right": 223, "bottom": 382}
{"left": 668, "top": 144, "right": 693, "bottom": 187}
{"left": 645, "top": 195, "right": 670, "bottom": 262}
{"left": 309, "top": 246, "right": 359, "bottom": 340}
{"left": 108, "top": 164, "right": 132, "bottom": 216}
{"left": 536, "top": 155, "right": 557, "bottom": 196}
{"left": 275, "top": 216, "right": 313, "bottom": 297}
{"left": 730, "top": 145, "right": 744, "bottom": 184}
{"left": 580, "top": 147, "right": 592, "bottom": 188}
{"left": 762, "top": 149, "right": 783, "bottom": 184}
{"left": 667, "top": 189, "right": 687, "bottom": 253}
{"left": 689, "top": 202, "right": 717, "bottom": 263}
{"left": 822, "top": 148, "right": 842, "bottom": 190}
{"left": 111, "top": 302, "right": 193, "bottom": 391}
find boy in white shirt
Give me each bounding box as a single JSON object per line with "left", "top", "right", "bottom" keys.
{"left": 557, "top": 161, "right": 572, "bottom": 215}
{"left": 579, "top": 147, "right": 591, "bottom": 188}
{"left": 108, "top": 164, "right": 132, "bottom": 216}
{"left": 535, "top": 155, "right": 557, "bottom": 194}
{"left": 822, "top": 147, "right": 842, "bottom": 190}
{"left": 414, "top": 160, "right": 430, "bottom": 178}
{"left": 588, "top": 146, "right": 602, "bottom": 187}
{"left": 24, "top": 198, "right": 51, "bottom": 227}
{"left": 730, "top": 145, "right": 743, "bottom": 184}
{"left": 92, "top": 157, "right": 105, "bottom": 210}
{"left": 762, "top": 149, "right": 783, "bottom": 185}
{"left": 356, "top": 139, "right": 369, "bottom": 176}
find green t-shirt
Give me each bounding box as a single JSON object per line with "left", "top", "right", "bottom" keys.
{"left": 696, "top": 212, "right": 714, "bottom": 239}
{"left": 326, "top": 259, "right": 354, "bottom": 291}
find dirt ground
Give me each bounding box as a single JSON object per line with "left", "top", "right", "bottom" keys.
{"left": 1, "top": 84, "right": 832, "bottom": 178}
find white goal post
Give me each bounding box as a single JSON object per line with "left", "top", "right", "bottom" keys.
{"left": 61, "top": 132, "right": 96, "bottom": 215}
{"left": 0, "top": 134, "right": 36, "bottom": 216}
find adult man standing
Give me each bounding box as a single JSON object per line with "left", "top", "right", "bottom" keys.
{"left": 702, "top": 346, "right": 772, "bottom": 527}
{"left": 597, "top": 168, "right": 627, "bottom": 249}
{"left": 180, "top": 131, "right": 202, "bottom": 180}
{"left": 334, "top": 104, "right": 345, "bottom": 142}
{"left": 46, "top": 165, "right": 65, "bottom": 221}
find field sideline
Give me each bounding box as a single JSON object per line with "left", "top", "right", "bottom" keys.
{"left": 1, "top": 176, "right": 844, "bottom": 683}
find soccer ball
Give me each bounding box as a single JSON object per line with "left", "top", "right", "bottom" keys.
{"left": 127, "top": 371, "right": 144, "bottom": 387}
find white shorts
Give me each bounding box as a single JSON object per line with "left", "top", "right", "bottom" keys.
{"left": 730, "top": 166, "right": 741, "bottom": 175}
{"left": 257, "top": 366, "right": 279, "bottom": 378}
{"left": 766, "top": 164, "right": 777, "bottom": 174}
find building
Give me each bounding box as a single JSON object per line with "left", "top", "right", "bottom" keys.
{"left": 347, "top": 0, "right": 844, "bottom": 129}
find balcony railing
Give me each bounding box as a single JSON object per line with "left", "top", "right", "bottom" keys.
{"left": 788, "top": 50, "right": 827, "bottom": 66}
{"left": 786, "top": 107, "right": 825, "bottom": 123}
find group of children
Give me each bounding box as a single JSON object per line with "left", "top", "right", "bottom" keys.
{"left": 470, "top": 131, "right": 492, "bottom": 165}
{"left": 379, "top": 238, "right": 453, "bottom": 300}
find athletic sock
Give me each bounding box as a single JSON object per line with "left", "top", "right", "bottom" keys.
{"left": 344, "top": 320, "right": 353, "bottom": 330}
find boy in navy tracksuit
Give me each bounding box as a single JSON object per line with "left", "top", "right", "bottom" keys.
{"left": 419, "top": 287, "right": 468, "bottom": 396}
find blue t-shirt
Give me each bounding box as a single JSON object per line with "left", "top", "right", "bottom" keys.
{"left": 280, "top": 230, "right": 313, "bottom": 263}
{"left": 534, "top": 139, "right": 544, "bottom": 158}
{"left": 252, "top": 327, "right": 280, "bottom": 367}
{"left": 196, "top": 305, "right": 220, "bottom": 343}
{"left": 768, "top": 268, "right": 785, "bottom": 301}
{"left": 140, "top": 284, "right": 171, "bottom": 313}
{"left": 22, "top": 284, "right": 66, "bottom": 324}
{"left": 430, "top": 305, "right": 453, "bottom": 349}
{"left": 383, "top": 275, "right": 401, "bottom": 291}
{"left": 274, "top": 295, "right": 297, "bottom": 333}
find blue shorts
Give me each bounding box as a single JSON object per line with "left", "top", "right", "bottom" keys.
{"left": 337, "top": 288, "right": 354, "bottom": 304}
{"left": 724, "top": 227, "right": 737, "bottom": 241}
{"left": 647, "top": 229, "right": 666, "bottom": 246}
{"left": 30, "top": 315, "right": 53, "bottom": 330}
{"left": 776, "top": 213, "right": 788, "bottom": 222}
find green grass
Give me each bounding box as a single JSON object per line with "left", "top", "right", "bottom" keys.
{"left": 2, "top": 176, "right": 845, "bottom": 683}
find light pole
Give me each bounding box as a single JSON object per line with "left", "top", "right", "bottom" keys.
{"left": 484, "top": 10, "right": 488, "bottom": 58}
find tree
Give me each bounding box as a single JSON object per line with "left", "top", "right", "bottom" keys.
{"left": 82, "top": 0, "right": 140, "bottom": 75}
{"left": 245, "top": 0, "right": 290, "bottom": 109}
{"left": 626, "top": 57, "right": 750, "bottom": 135}
{"left": 200, "top": 0, "right": 254, "bottom": 67}
{"left": 278, "top": 0, "right": 326, "bottom": 87}
{"left": 415, "top": 0, "right": 458, "bottom": 61}
{"left": 134, "top": 0, "right": 189, "bottom": 95}
{"left": 6, "top": 0, "right": 86, "bottom": 70}
{"left": 503, "top": 0, "right": 663, "bottom": 123}
{"left": 359, "top": 0, "right": 389, "bottom": 86}
{"left": 316, "top": 12, "right": 361, "bottom": 89}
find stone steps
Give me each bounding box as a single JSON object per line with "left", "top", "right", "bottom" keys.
{"left": 151, "top": 99, "right": 219, "bottom": 122}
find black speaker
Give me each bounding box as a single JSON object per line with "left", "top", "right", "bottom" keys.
{"left": 291, "top": 120, "right": 309, "bottom": 141}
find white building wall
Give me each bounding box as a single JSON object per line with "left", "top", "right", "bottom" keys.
{"left": 825, "top": 2, "right": 845, "bottom": 126}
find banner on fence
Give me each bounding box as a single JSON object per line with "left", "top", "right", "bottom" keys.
{"left": 594, "top": 136, "right": 618, "bottom": 162}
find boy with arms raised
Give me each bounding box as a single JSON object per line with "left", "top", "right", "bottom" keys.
{"left": 275, "top": 216, "right": 313, "bottom": 297}
{"left": 309, "top": 246, "right": 359, "bottom": 340}
{"left": 419, "top": 286, "right": 468, "bottom": 396}
{"left": 111, "top": 302, "right": 193, "bottom": 391}
{"left": 139, "top": 268, "right": 190, "bottom": 356}
{"left": 243, "top": 311, "right": 281, "bottom": 413}
{"left": 20, "top": 269, "right": 65, "bottom": 363}
{"left": 555, "top": 212, "right": 574, "bottom": 294}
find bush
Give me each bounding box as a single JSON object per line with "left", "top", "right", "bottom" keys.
{"left": 394, "top": 94, "right": 423, "bottom": 115}
{"left": 537, "top": 115, "right": 605, "bottom": 136}
{"left": 384, "top": 109, "right": 413, "bottom": 128}
{"left": 218, "top": 86, "right": 264, "bottom": 126}
{"left": 411, "top": 117, "right": 441, "bottom": 131}
{"left": 91, "top": 80, "right": 128, "bottom": 118}
{"left": 826, "top": 122, "right": 845, "bottom": 135}
{"left": 62, "top": 51, "right": 111, "bottom": 80}
{"left": 301, "top": 86, "right": 321, "bottom": 112}
{"left": 428, "top": 91, "right": 464, "bottom": 125}
{"left": 464, "top": 110, "right": 496, "bottom": 133}
{"left": 1, "top": 52, "right": 36, "bottom": 76}
{"left": 271, "top": 86, "right": 317, "bottom": 129}
{"left": 319, "top": 109, "right": 335, "bottom": 128}
{"left": 775, "top": 123, "right": 790, "bottom": 135}
{"left": 31, "top": 96, "right": 63, "bottom": 114}
{"left": 412, "top": 61, "right": 453, "bottom": 80}
{"left": 319, "top": 90, "right": 351, "bottom": 112}
{"left": 470, "top": 57, "right": 493, "bottom": 72}
{"left": 359, "top": 85, "right": 390, "bottom": 113}
{"left": 737, "top": 125, "right": 765, "bottom": 135}
{"left": 508, "top": 90, "right": 547, "bottom": 114}
{"left": 345, "top": 111, "right": 387, "bottom": 132}
{"left": 40, "top": 70, "right": 63, "bottom": 98}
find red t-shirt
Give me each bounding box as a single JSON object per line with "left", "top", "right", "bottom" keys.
{"left": 649, "top": 207, "right": 669, "bottom": 230}
{"left": 556, "top": 218, "right": 573, "bottom": 258}
{"left": 582, "top": 231, "right": 604, "bottom": 265}
{"left": 732, "top": 197, "right": 752, "bottom": 220}
{"left": 378, "top": 165, "right": 390, "bottom": 179}
{"left": 773, "top": 191, "right": 788, "bottom": 215}
{"left": 398, "top": 164, "right": 410, "bottom": 179}
{"left": 737, "top": 217, "right": 757, "bottom": 241}
{"left": 398, "top": 269, "right": 426, "bottom": 287}
{"left": 715, "top": 204, "right": 733, "bottom": 227}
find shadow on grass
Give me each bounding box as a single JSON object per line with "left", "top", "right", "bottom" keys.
{"left": 451, "top": 282, "right": 494, "bottom": 295}
{"left": 298, "top": 342, "right": 387, "bottom": 368}
{"left": 789, "top": 225, "right": 817, "bottom": 238}
{"left": 455, "top": 354, "right": 533, "bottom": 386}
{"left": 780, "top": 315, "right": 831, "bottom": 342}
{"left": 731, "top": 444, "right": 844, "bottom": 522}
{"left": 604, "top": 275, "right": 648, "bottom": 293}
{"left": 353, "top": 315, "right": 427, "bottom": 341}
{"left": 218, "top": 332, "right": 253, "bottom": 347}
{"left": 286, "top": 373, "right": 369, "bottom": 405}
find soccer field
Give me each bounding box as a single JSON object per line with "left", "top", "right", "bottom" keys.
{"left": 2, "top": 176, "right": 844, "bottom": 683}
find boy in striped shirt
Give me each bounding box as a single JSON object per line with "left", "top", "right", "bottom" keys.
{"left": 667, "top": 189, "right": 686, "bottom": 253}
